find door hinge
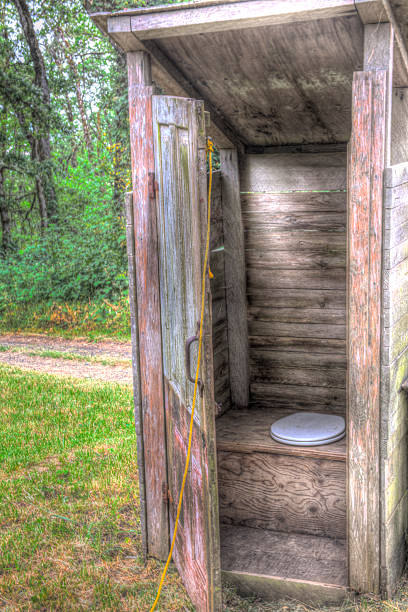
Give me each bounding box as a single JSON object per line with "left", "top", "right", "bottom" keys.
{"left": 162, "top": 482, "right": 173, "bottom": 505}
{"left": 148, "top": 172, "right": 156, "bottom": 200}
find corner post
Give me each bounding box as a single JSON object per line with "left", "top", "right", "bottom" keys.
{"left": 127, "top": 51, "right": 169, "bottom": 560}
{"left": 219, "top": 148, "right": 249, "bottom": 409}
{"left": 125, "top": 191, "right": 147, "bottom": 558}
{"left": 347, "top": 23, "right": 394, "bottom": 594}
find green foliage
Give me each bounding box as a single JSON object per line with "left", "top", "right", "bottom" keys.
{"left": 0, "top": 149, "right": 128, "bottom": 306}
{"left": 0, "top": 0, "right": 193, "bottom": 334}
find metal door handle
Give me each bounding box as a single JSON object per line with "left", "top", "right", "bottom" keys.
{"left": 185, "top": 335, "right": 204, "bottom": 394}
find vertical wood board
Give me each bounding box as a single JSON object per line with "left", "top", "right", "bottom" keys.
{"left": 347, "top": 70, "right": 388, "bottom": 594}
{"left": 125, "top": 192, "right": 147, "bottom": 558}
{"left": 381, "top": 167, "right": 408, "bottom": 596}
{"left": 220, "top": 149, "right": 249, "bottom": 409}
{"left": 127, "top": 52, "right": 169, "bottom": 560}
{"left": 153, "top": 94, "right": 222, "bottom": 612}
{"left": 210, "top": 171, "right": 231, "bottom": 415}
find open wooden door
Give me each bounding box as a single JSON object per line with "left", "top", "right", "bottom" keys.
{"left": 152, "top": 95, "right": 222, "bottom": 612}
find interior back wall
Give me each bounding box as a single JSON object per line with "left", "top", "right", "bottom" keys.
{"left": 241, "top": 153, "right": 347, "bottom": 415}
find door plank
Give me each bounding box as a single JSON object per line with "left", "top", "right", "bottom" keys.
{"left": 127, "top": 51, "right": 169, "bottom": 560}
{"left": 153, "top": 95, "right": 222, "bottom": 612}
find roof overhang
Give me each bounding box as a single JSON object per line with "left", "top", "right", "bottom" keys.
{"left": 91, "top": 0, "right": 408, "bottom": 149}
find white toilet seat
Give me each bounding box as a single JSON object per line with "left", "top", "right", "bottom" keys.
{"left": 270, "top": 412, "right": 345, "bottom": 447}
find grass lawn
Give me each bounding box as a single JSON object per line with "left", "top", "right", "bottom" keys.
{"left": 1, "top": 364, "right": 408, "bottom": 611}
{"left": 0, "top": 366, "right": 190, "bottom": 611}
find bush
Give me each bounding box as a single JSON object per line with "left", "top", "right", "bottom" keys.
{"left": 0, "top": 297, "right": 130, "bottom": 339}
{"left": 0, "top": 150, "right": 128, "bottom": 308}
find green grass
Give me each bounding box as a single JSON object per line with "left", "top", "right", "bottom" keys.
{"left": 0, "top": 366, "right": 190, "bottom": 611}
{"left": 1, "top": 365, "right": 408, "bottom": 611}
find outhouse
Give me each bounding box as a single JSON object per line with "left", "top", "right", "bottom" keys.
{"left": 92, "top": 1, "right": 408, "bottom": 608}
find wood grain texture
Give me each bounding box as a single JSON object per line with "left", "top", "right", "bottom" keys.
{"left": 102, "top": 18, "right": 237, "bottom": 149}
{"left": 391, "top": 89, "right": 408, "bottom": 167}
{"left": 128, "top": 0, "right": 359, "bottom": 40}
{"left": 222, "top": 569, "right": 348, "bottom": 607}
{"left": 165, "top": 381, "right": 217, "bottom": 612}
{"left": 218, "top": 451, "right": 346, "bottom": 538}
{"left": 220, "top": 149, "right": 249, "bottom": 409}
{"left": 127, "top": 52, "right": 168, "bottom": 560}
{"left": 158, "top": 18, "right": 363, "bottom": 147}
{"left": 153, "top": 95, "right": 222, "bottom": 611}
{"left": 242, "top": 153, "right": 347, "bottom": 414}
{"left": 242, "top": 153, "right": 347, "bottom": 192}
{"left": 220, "top": 525, "right": 347, "bottom": 586}
{"left": 125, "top": 192, "right": 147, "bottom": 558}
{"left": 210, "top": 171, "right": 231, "bottom": 415}
{"left": 216, "top": 408, "right": 346, "bottom": 461}
{"left": 381, "top": 168, "right": 408, "bottom": 596}
{"left": 250, "top": 350, "right": 346, "bottom": 390}
{"left": 250, "top": 384, "right": 346, "bottom": 414}
{"left": 382, "top": 492, "right": 408, "bottom": 596}
{"left": 347, "top": 70, "right": 388, "bottom": 594}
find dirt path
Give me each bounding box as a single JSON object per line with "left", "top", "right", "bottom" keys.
{"left": 0, "top": 333, "right": 132, "bottom": 384}
{"left": 0, "top": 333, "right": 132, "bottom": 359}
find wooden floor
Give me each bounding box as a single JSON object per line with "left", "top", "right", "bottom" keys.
{"left": 216, "top": 407, "right": 346, "bottom": 461}
{"left": 220, "top": 525, "right": 347, "bottom": 587}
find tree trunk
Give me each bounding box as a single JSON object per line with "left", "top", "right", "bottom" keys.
{"left": 0, "top": 168, "right": 12, "bottom": 255}
{"left": 57, "top": 26, "right": 93, "bottom": 159}
{"left": 12, "top": 0, "right": 57, "bottom": 221}
{"left": 112, "top": 50, "right": 128, "bottom": 216}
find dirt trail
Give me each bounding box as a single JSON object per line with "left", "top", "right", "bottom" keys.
{"left": 0, "top": 333, "right": 132, "bottom": 384}
{"left": 0, "top": 333, "right": 131, "bottom": 359}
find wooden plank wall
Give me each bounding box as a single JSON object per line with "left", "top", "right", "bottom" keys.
{"left": 391, "top": 89, "right": 408, "bottom": 165}
{"left": 127, "top": 51, "right": 169, "bottom": 560}
{"left": 241, "top": 153, "right": 347, "bottom": 414}
{"left": 381, "top": 163, "right": 408, "bottom": 596}
{"left": 210, "top": 170, "right": 231, "bottom": 415}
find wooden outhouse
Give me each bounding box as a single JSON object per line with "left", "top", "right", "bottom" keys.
{"left": 92, "top": 1, "right": 408, "bottom": 608}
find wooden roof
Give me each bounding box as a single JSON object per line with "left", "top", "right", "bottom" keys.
{"left": 91, "top": 0, "right": 408, "bottom": 149}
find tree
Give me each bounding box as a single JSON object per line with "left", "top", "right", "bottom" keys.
{"left": 12, "top": 0, "right": 57, "bottom": 226}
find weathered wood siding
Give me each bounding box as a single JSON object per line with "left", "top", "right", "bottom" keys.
{"left": 348, "top": 69, "right": 388, "bottom": 595}
{"left": 153, "top": 95, "right": 222, "bottom": 612}
{"left": 220, "top": 149, "right": 249, "bottom": 410}
{"left": 381, "top": 162, "right": 408, "bottom": 597}
{"left": 210, "top": 171, "right": 231, "bottom": 415}
{"left": 127, "top": 52, "right": 169, "bottom": 560}
{"left": 241, "top": 153, "right": 347, "bottom": 413}
{"left": 218, "top": 450, "right": 346, "bottom": 538}
{"left": 391, "top": 89, "right": 408, "bottom": 165}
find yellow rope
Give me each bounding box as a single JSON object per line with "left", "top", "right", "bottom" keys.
{"left": 150, "top": 137, "right": 214, "bottom": 612}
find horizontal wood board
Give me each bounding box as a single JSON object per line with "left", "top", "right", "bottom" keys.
{"left": 381, "top": 163, "right": 408, "bottom": 596}
{"left": 220, "top": 524, "right": 347, "bottom": 586}
{"left": 241, "top": 153, "right": 347, "bottom": 414}
{"left": 156, "top": 17, "right": 363, "bottom": 146}
{"left": 222, "top": 569, "right": 348, "bottom": 606}
{"left": 128, "top": 1, "right": 359, "bottom": 39}
{"left": 216, "top": 407, "right": 346, "bottom": 461}
{"left": 218, "top": 449, "right": 346, "bottom": 538}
